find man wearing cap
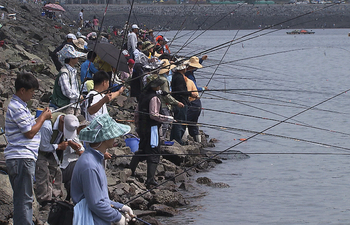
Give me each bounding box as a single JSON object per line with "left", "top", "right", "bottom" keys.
{"left": 72, "top": 114, "right": 134, "bottom": 225}
{"left": 60, "top": 115, "right": 87, "bottom": 201}
{"left": 50, "top": 44, "right": 86, "bottom": 115}
{"left": 50, "top": 33, "right": 76, "bottom": 71}
{"left": 127, "top": 24, "right": 139, "bottom": 60}
{"left": 34, "top": 113, "right": 81, "bottom": 210}
{"left": 130, "top": 74, "right": 174, "bottom": 189}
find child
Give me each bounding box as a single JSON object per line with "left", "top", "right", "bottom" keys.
{"left": 5, "top": 72, "right": 52, "bottom": 225}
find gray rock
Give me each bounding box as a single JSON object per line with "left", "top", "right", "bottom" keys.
{"left": 149, "top": 204, "right": 179, "bottom": 217}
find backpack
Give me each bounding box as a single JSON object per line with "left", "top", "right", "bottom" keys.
{"left": 48, "top": 200, "right": 74, "bottom": 225}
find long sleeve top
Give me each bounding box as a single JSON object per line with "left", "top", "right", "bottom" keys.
{"left": 159, "top": 74, "right": 179, "bottom": 108}
{"left": 80, "top": 59, "right": 98, "bottom": 83}
{"left": 127, "top": 32, "right": 137, "bottom": 52}
{"left": 71, "top": 146, "right": 124, "bottom": 225}
{"left": 39, "top": 117, "right": 64, "bottom": 152}
{"left": 149, "top": 97, "right": 174, "bottom": 123}
{"left": 59, "top": 64, "right": 80, "bottom": 108}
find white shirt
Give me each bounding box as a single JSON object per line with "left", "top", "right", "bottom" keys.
{"left": 85, "top": 90, "right": 108, "bottom": 122}
{"left": 79, "top": 11, "right": 83, "bottom": 20}
{"left": 127, "top": 32, "right": 137, "bottom": 52}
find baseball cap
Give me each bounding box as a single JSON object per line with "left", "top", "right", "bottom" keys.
{"left": 131, "top": 24, "right": 139, "bottom": 29}
{"left": 66, "top": 33, "right": 77, "bottom": 40}
{"left": 64, "top": 115, "right": 80, "bottom": 140}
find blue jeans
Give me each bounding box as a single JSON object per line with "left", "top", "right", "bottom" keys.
{"left": 170, "top": 105, "right": 188, "bottom": 145}
{"left": 6, "top": 158, "right": 35, "bottom": 225}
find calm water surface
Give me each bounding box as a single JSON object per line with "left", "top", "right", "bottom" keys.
{"left": 158, "top": 29, "right": 350, "bottom": 225}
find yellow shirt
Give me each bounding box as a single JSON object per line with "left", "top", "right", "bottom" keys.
{"left": 94, "top": 55, "right": 112, "bottom": 72}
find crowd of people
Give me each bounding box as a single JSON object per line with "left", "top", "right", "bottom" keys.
{"left": 3, "top": 23, "right": 208, "bottom": 225}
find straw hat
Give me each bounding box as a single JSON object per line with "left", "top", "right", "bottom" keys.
{"left": 185, "top": 56, "right": 203, "bottom": 69}
{"left": 73, "top": 38, "right": 85, "bottom": 50}
{"left": 79, "top": 114, "right": 131, "bottom": 143}
{"left": 159, "top": 59, "right": 175, "bottom": 74}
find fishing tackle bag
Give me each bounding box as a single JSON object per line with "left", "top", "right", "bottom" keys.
{"left": 47, "top": 200, "right": 74, "bottom": 225}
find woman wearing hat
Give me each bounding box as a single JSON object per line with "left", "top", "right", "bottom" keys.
{"left": 130, "top": 74, "right": 174, "bottom": 189}
{"left": 71, "top": 114, "right": 135, "bottom": 225}
{"left": 50, "top": 44, "right": 86, "bottom": 115}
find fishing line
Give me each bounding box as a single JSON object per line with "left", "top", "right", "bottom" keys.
{"left": 205, "top": 89, "right": 350, "bottom": 116}
{"left": 200, "top": 96, "right": 346, "bottom": 115}
{"left": 183, "top": 4, "right": 337, "bottom": 58}
{"left": 199, "top": 29, "right": 239, "bottom": 98}
{"left": 125, "top": 86, "right": 350, "bottom": 205}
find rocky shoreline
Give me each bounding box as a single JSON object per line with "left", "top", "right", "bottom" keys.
{"left": 0, "top": 1, "right": 251, "bottom": 224}
{"left": 63, "top": 4, "right": 350, "bottom": 30}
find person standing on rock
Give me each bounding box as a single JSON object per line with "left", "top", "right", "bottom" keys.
{"left": 127, "top": 24, "right": 139, "bottom": 60}
{"left": 93, "top": 15, "right": 99, "bottom": 31}
{"left": 130, "top": 74, "right": 174, "bottom": 189}
{"left": 50, "top": 44, "right": 86, "bottom": 116}
{"left": 79, "top": 9, "right": 84, "bottom": 28}
{"left": 158, "top": 59, "right": 183, "bottom": 139}
{"left": 34, "top": 112, "right": 79, "bottom": 210}
{"left": 5, "top": 72, "right": 52, "bottom": 225}
{"left": 71, "top": 114, "right": 134, "bottom": 225}
{"left": 184, "top": 55, "right": 207, "bottom": 143}
{"left": 170, "top": 62, "right": 193, "bottom": 145}
{"left": 85, "top": 71, "right": 125, "bottom": 122}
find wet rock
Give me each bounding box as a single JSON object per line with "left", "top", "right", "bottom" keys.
{"left": 149, "top": 204, "right": 179, "bottom": 217}
{"left": 151, "top": 189, "right": 187, "bottom": 207}
{"left": 196, "top": 177, "right": 212, "bottom": 185}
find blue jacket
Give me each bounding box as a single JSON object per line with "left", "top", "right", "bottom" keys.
{"left": 71, "top": 146, "right": 124, "bottom": 225}
{"left": 80, "top": 59, "right": 98, "bottom": 83}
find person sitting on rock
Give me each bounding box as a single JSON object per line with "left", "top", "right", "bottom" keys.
{"left": 85, "top": 71, "right": 125, "bottom": 122}
{"left": 130, "top": 74, "right": 174, "bottom": 189}
{"left": 50, "top": 44, "right": 86, "bottom": 116}
{"left": 71, "top": 114, "right": 134, "bottom": 225}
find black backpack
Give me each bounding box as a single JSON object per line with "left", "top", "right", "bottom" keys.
{"left": 47, "top": 200, "right": 74, "bottom": 225}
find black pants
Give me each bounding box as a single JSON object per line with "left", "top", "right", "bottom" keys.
{"left": 187, "top": 99, "right": 202, "bottom": 137}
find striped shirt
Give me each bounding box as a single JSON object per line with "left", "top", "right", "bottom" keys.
{"left": 59, "top": 64, "right": 80, "bottom": 108}
{"left": 4, "top": 95, "right": 41, "bottom": 160}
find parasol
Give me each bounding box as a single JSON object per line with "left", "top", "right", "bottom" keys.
{"left": 88, "top": 42, "right": 129, "bottom": 73}
{"left": 42, "top": 3, "right": 65, "bottom": 12}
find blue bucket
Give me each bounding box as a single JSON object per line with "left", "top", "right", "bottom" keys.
{"left": 124, "top": 134, "right": 140, "bottom": 153}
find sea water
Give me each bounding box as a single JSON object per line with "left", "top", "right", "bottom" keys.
{"left": 158, "top": 29, "right": 350, "bottom": 224}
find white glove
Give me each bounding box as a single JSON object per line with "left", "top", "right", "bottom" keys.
{"left": 115, "top": 215, "right": 126, "bottom": 225}
{"left": 121, "top": 205, "right": 136, "bottom": 222}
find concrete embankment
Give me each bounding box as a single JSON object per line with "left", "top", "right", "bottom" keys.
{"left": 64, "top": 4, "right": 350, "bottom": 30}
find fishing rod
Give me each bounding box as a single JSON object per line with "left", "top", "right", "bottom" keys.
{"left": 205, "top": 90, "right": 350, "bottom": 116}
{"left": 197, "top": 107, "right": 350, "bottom": 137}
{"left": 183, "top": 4, "right": 337, "bottom": 58}
{"left": 200, "top": 96, "right": 347, "bottom": 115}
{"left": 199, "top": 30, "right": 239, "bottom": 98}
{"left": 111, "top": 205, "right": 152, "bottom": 225}
{"left": 125, "top": 86, "right": 350, "bottom": 205}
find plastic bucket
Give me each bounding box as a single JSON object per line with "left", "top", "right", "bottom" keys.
{"left": 124, "top": 134, "right": 139, "bottom": 153}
